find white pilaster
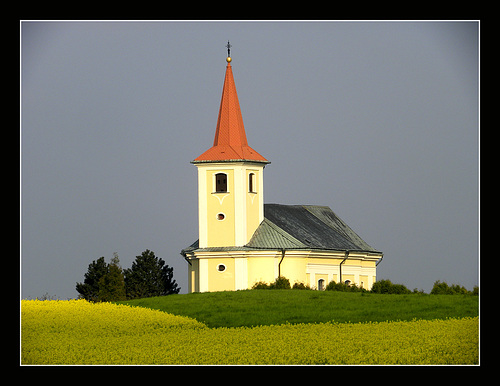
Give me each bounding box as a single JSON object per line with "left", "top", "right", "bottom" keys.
{"left": 199, "top": 258, "right": 208, "bottom": 292}
{"left": 233, "top": 165, "right": 246, "bottom": 246}
{"left": 235, "top": 258, "right": 248, "bottom": 290}
{"left": 197, "top": 167, "right": 208, "bottom": 248}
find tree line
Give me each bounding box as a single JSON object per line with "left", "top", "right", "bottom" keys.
{"left": 76, "top": 249, "right": 180, "bottom": 302}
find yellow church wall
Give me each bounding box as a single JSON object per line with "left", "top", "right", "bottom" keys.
{"left": 361, "top": 260, "right": 376, "bottom": 268}
{"left": 186, "top": 249, "right": 380, "bottom": 293}
{"left": 341, "top": 261, "right": 360, "bottom": 287}
{"left": 247, "top": 254, "right": 278, "bottom": 286}
{"left": 307, "top": 265, "right": 339, "bottom": 288}
{"left": 207, "top": 257, "right": 235, "bottom": 292}
{"left": 307, "top": 257, "right": 344, "bottom": 266}
{"left": 304, "top": 252, "right": 380, "bottom": 290}
{"left": 197, "top": 163, "right": 265, "bottom": 248}
{"left": 359, "top": 275, "right": 368, "bottom": 289}
{"left": 279, "top": 253, "right": 307, "bottom": 284}
{"left": 206, "top": 169, "right": 235, "bottom": 247}
{"left": 315, "top": 274, "right": 329, "bottom": 290}
{"left": 342, "top": 274, "right": 355, "bottom": 284}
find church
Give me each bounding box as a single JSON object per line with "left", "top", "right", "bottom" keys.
{"left": 181, "top": 46, "right": 383, "bottom": 292}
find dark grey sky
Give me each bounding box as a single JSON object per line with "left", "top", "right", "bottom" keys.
{"left": 21, "top": 21, "right": 479, "bottom": 299}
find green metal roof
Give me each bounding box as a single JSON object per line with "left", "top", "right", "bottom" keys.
{"left": 245, "top": 218, "right": 306, "bottom": 249}
{"left": 181, "top": 204, "right": 381, "bottom": 255}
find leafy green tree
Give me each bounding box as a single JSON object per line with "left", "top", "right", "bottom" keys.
{"left": 98, "top": 253, "right": 127, "bottom": 301}
{"left": 124, "top": 249, "right": 180, "bottom": 299}
{"left": 76, "top": 257, "right": 108, "bottom": 301}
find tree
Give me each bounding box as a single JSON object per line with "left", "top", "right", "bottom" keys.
{"left": 123, "top": 249, "right": 180, "bottom": 299}
{"left": 430, "top": 280, "right": 469, "bottom": 295}
{"left": 76, "top": 257, "right": 108, "bottom": 301}
{"left": 370, "top": 279, "right": 411, "bottom": 294}
{"left": 98, "top": 253, "right": 126, "bottom": 301}
{"left": 76, "top": 253, "right": 127, "bottom": 302}
{"left": 160, "top": 263, "right": 180, "bottom": 296}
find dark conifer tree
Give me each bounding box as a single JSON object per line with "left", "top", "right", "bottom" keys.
{"left": 75, "top": 256, "right": 108, "bottom": 301}
{"left": 124, "top": 249, "right": 180, "bottom": 299}
{"left": 98, "top": 253, "right": 127, "bottom": 301}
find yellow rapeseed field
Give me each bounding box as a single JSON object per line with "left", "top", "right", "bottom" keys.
{"left": 21, "top": 299, "right": 479, "bottom": 365}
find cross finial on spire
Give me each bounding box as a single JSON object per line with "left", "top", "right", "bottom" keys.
{"left": 226, "top": 41, "right": 232, "bottom": 63}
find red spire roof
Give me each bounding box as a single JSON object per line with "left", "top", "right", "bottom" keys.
{"left": 193, "top": 61, "right": 269, "bottom": 164}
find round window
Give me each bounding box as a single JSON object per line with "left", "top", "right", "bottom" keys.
{"left": 217, "top": 264, "right": 226, "bottom": 272}
{"left": 217, "top": 213, "right": 225, "bottom": 221}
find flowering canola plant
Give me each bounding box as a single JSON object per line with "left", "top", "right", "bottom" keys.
{"left": 21, "top": 299, "right": 478, "bottom": 365}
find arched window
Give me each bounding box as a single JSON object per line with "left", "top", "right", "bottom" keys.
{"left": 248, "top": 173, "right": 255, "bottom": 193}
{"left": 215, "top": 173, "right": 227, "bottom": 193}
{"left": 318, "top": 279, "right": 325, "bottom": 291}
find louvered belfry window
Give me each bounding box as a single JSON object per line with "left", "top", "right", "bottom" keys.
{"left": 249, "top": 173, "right": 255, "bottom": 193}
{"left": 215, "top": 173, "right": 227, "bottom": 193}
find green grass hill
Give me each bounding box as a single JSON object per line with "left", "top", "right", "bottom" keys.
{"left": 117, "top": 289, "right": 478, "bottom": 328}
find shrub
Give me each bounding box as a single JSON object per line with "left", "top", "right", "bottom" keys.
{"left": 292, "top": 282, "right": 311, "bottom": 290}
{"left": 270, "top": 276, "right": 291, "bottom": 289}
{"left": 252, "top": 281, "right": 270, "bottom": 290}
{"left": 325, "top": 281, "right": 343, "bottom": 291}
{"left": 430, "top": 280, "right": 449, "bottom": 294}
{"left": 370, "top": 279, "right": 411, "bottom": 294}
{"left": 430, "top": 280, "right": 475, "bottom": 295}
{"left": 251, "top": 277, "right": 292, "bottom": 290}
{"left": 325, "top": 281, "right": 364, "bottom": 292}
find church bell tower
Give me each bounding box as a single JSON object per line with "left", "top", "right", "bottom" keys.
{"left": 191, "top": 44, "right": 270, "bottom": 248}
